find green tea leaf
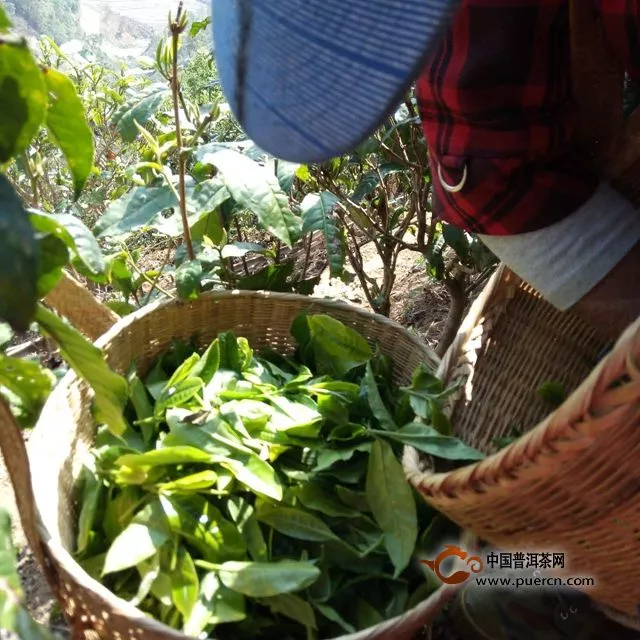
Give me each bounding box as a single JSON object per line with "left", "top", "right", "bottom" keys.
{"left": 0, "top": 175, "right": 38, "bottom": 331}
{"left": 30, "top": 212, "right": 104, "bottom": 276}
{"left": 376, "top": 423, "right": 485, "bottom": 461}
{"left": 219, "top": 453, "right": 283, "bottom": 501}
{"left": 171, "top": 546, "right": 199, "bottom": 618}
{"left": 112, "top": 85, "right": 169, "bottom": 142}
{"left": 183, "top": 572, "right": 246, "bottom": 636}
{"left": 103, "top": 487, "right": 141, "bottom": 542}
{"left": 304, "top": 314, "right": 372, "bottom": 377}
{"left": 216, "top": 561, "right": 320, "bottom": 597}
{"left": 35, "top": 304, "right": 128, "bottom": 436}
{"left": 43, "top": 68, "right": 94, "bottom": 198}
{"left": 204, "top": 149, "right": 302, "bottom": 247}
{"left": 264, "top": 593, "right": 317, "bottom": 630}
{"left": 366, "top": 439, "right": 417, "bottom": 576}
{"left": 117, "top": 446, "right": 212, "bottom": 468}
{"left": 95, "top": 186, "right": 177, "bottom": 238}
{"left": 158, "top": 470, "right": 218, "bottom": 493}
{"left": 0, "top": 353, "right": 55, "bottom": 426}
{"left": 0, "top": 37, "right": 47, "bottom": 162}
{"left": 314, "top": 443, "right": 371, "bottom": 472}
{"left": 363, "top": 362, "right": 396, "bottom": 430}
{"left": 103, "top": 501, "right": 170, "bottom": 575}
{"left": 175, "top": 260, "right": 202, "bottom": 301}
{"left": 162, "top": 495, "right": 246, "bottom": 562}
{"left": 336, "top": 486, "right": 371, "bottom": 513}
{"left": 76, "top": 464, "right": 101, "bottom": 555}
{"left": 189, "top": 17, "right": 211, "bottom": 37}
{"left": 35, "top": 233, "right": 69, "bottom": 297}
{"left": 300, "top": 191, "right": 344, "bottom": 277}
{"left": 295, "top": 484, "right": 360, "bottom": 519}
{"left": 256, "top": 505, "right": 339, "bottom": 542}
{"left": 154, "top": 378, "right": 204, "bottom": 418}
{"left": 314, "top": 602, "right": 356, "bottom": 634}
{"left": 191, "top": 339, "right": 220, "bottom": 384}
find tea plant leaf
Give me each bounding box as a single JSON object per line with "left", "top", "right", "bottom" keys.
{"left": 219, "top": 454, "right": 283, "bottom": 501}
{"left": 363, "top": 362, "right": 396, "bottom": 431}
{"left": 161, "top": 495, "right": 246, "bottom": 563}
{"left": 35, "top": 233, "right": 69, "bottom": 297}
{"left": 76, "top": 465, "right": 101, "bottom": 555}
{"left": 264, "top": 593, "right": 317, "bottom": 629}
{"left": 158, "top": 470, "right": 218, "bottom": 493}
{"left": 298, "top": 314, "right": 372, "bottom": 377}
{"left": 0, "top": 510, "right": 59, "bottom": 639}
{"left": 256, "top": 505, "right": 339, "bottom": 542}
{"left": 204, "top": 149, "right": 302, "bottom": 247}
{"left": 95, "top": 186, "right": 178, "bottom": 238}
{"left": 294, "top": 484, "right": 360, "bottom": 519}
{"left": 300, "top": 192, "right": 344, "bottom": 277}
{"left": 154, "top": 378, "right": 204, "bottom": 418}
{"left": 116, "top": 446, "right": 213, "bottom": 468}
{"left": 215, "top": 561, "right": 321, "bottom": 597}
{"left": 276, "top": 160, "right": 301, "bottom": 193}
{"left": 314, "top": 602, "right": 356, "bottom": 634}
{"left": 171, "top": 546, "right": 199, "bottom": 618}
{"left": 375, "top": 423, "right": 485, "bottom": 461}
{"left": 0, "top": 37, "right": 47, "bottom": 163}
{"left": 184, "top": 572, "right": 246, "bottom": 635}
{"left": 112, "top": 84, "right": 169, "bottom": 142}
{"left": 103, "top": 502, "right": 170, "bottom": 575}
{"left": 30, "top": 211, "right": 104, "bottom": 275}
{"left": 366, "top": 439, "right": 417, "bottom": 576}
{"left": 0, "top": 175, "right": 38, "bottom": 331}
{"left": 35, "top": 304, "right": 128, "bottom": 436}
{"left": 42, "top": 68, "right": 94, "bottom": 198}
{"left": 189, "top": 17, "right": 211, "bottom": 38}
{"left": 175, "top": 260, "right": 202, "bottom": 301}
{"left": 0, "top": 353, "right": 55, "bottom": 426}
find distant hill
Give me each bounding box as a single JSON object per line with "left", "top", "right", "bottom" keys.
{"left": 4, "top": 0, "right": 81, "bottom": 42}
{"left": 80, "top": 0, "right": 209, "bottom": 33}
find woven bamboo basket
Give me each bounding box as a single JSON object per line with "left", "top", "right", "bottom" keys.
{"left": 403, "top": 263, "right": 640, "bottom": 620}
{"left": 0, "top": 272, "right": 463, "bottom": 640}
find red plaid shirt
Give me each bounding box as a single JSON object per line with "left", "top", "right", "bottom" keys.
{"left": 416, "top": 0, "right": 640, "bottom": 236}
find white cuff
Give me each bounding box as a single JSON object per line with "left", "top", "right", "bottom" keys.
{"left": 478, "top": 182, "right": 640, "bottom": 311}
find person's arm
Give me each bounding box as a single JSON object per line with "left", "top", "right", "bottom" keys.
{"left": 478, "top": 182, "right": 640, "bottom": 339}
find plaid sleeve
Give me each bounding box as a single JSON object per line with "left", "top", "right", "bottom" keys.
{"left": 415, "top": 0, "right": 599, "bottom": 236}
{"left": 599, "top": 0, "right": 640, "bottom": 83}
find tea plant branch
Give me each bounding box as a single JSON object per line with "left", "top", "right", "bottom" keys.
{"left": 234, "top": 219, "right": 251, "bottom": 276}
{"left": 169, "top": 3, "right": 194, "bottom": 261}
{"left": 22, "top": 151, "right": 40, "bottom": 208}
{"left": 121, "top": 243, "right": 176, "bottom": 301}
{"left": 144, "top": 239, "right": 175, "bottom": 305}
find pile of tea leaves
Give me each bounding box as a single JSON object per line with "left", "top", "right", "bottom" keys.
{"left": 75, "top": 313, "right": 483, "bottom": 638}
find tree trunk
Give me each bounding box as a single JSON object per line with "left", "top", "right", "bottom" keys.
{"left": 436, "top": 274, "right": 467, "bottom": 358}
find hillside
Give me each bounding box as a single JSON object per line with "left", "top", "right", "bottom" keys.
{"left": 81, "top": 0, "right": 209, "bottom": 33}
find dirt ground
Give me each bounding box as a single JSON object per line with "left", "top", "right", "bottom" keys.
{"left": 0, "top": 241, "right": 459, "bottom": 639}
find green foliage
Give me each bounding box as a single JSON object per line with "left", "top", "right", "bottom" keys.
{"left": 75, "top": 315, "right": 481, "bottom": 637}
{"left": 0, "top": 509, "right": 61, "bottom": 638}
{"left": 7, "top": 0, "right": 80, "bottom": 44}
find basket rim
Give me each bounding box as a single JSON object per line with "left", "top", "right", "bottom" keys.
{"left": 31, "top": 288, "right": 441, "bottom": 638}
{"left": 403, "top": 266, "right": 640, "bottom": 501}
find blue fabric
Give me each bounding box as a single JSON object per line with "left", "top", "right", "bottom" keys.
{"left": 212, "top": 0, "right": 460, "bottom": 163}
